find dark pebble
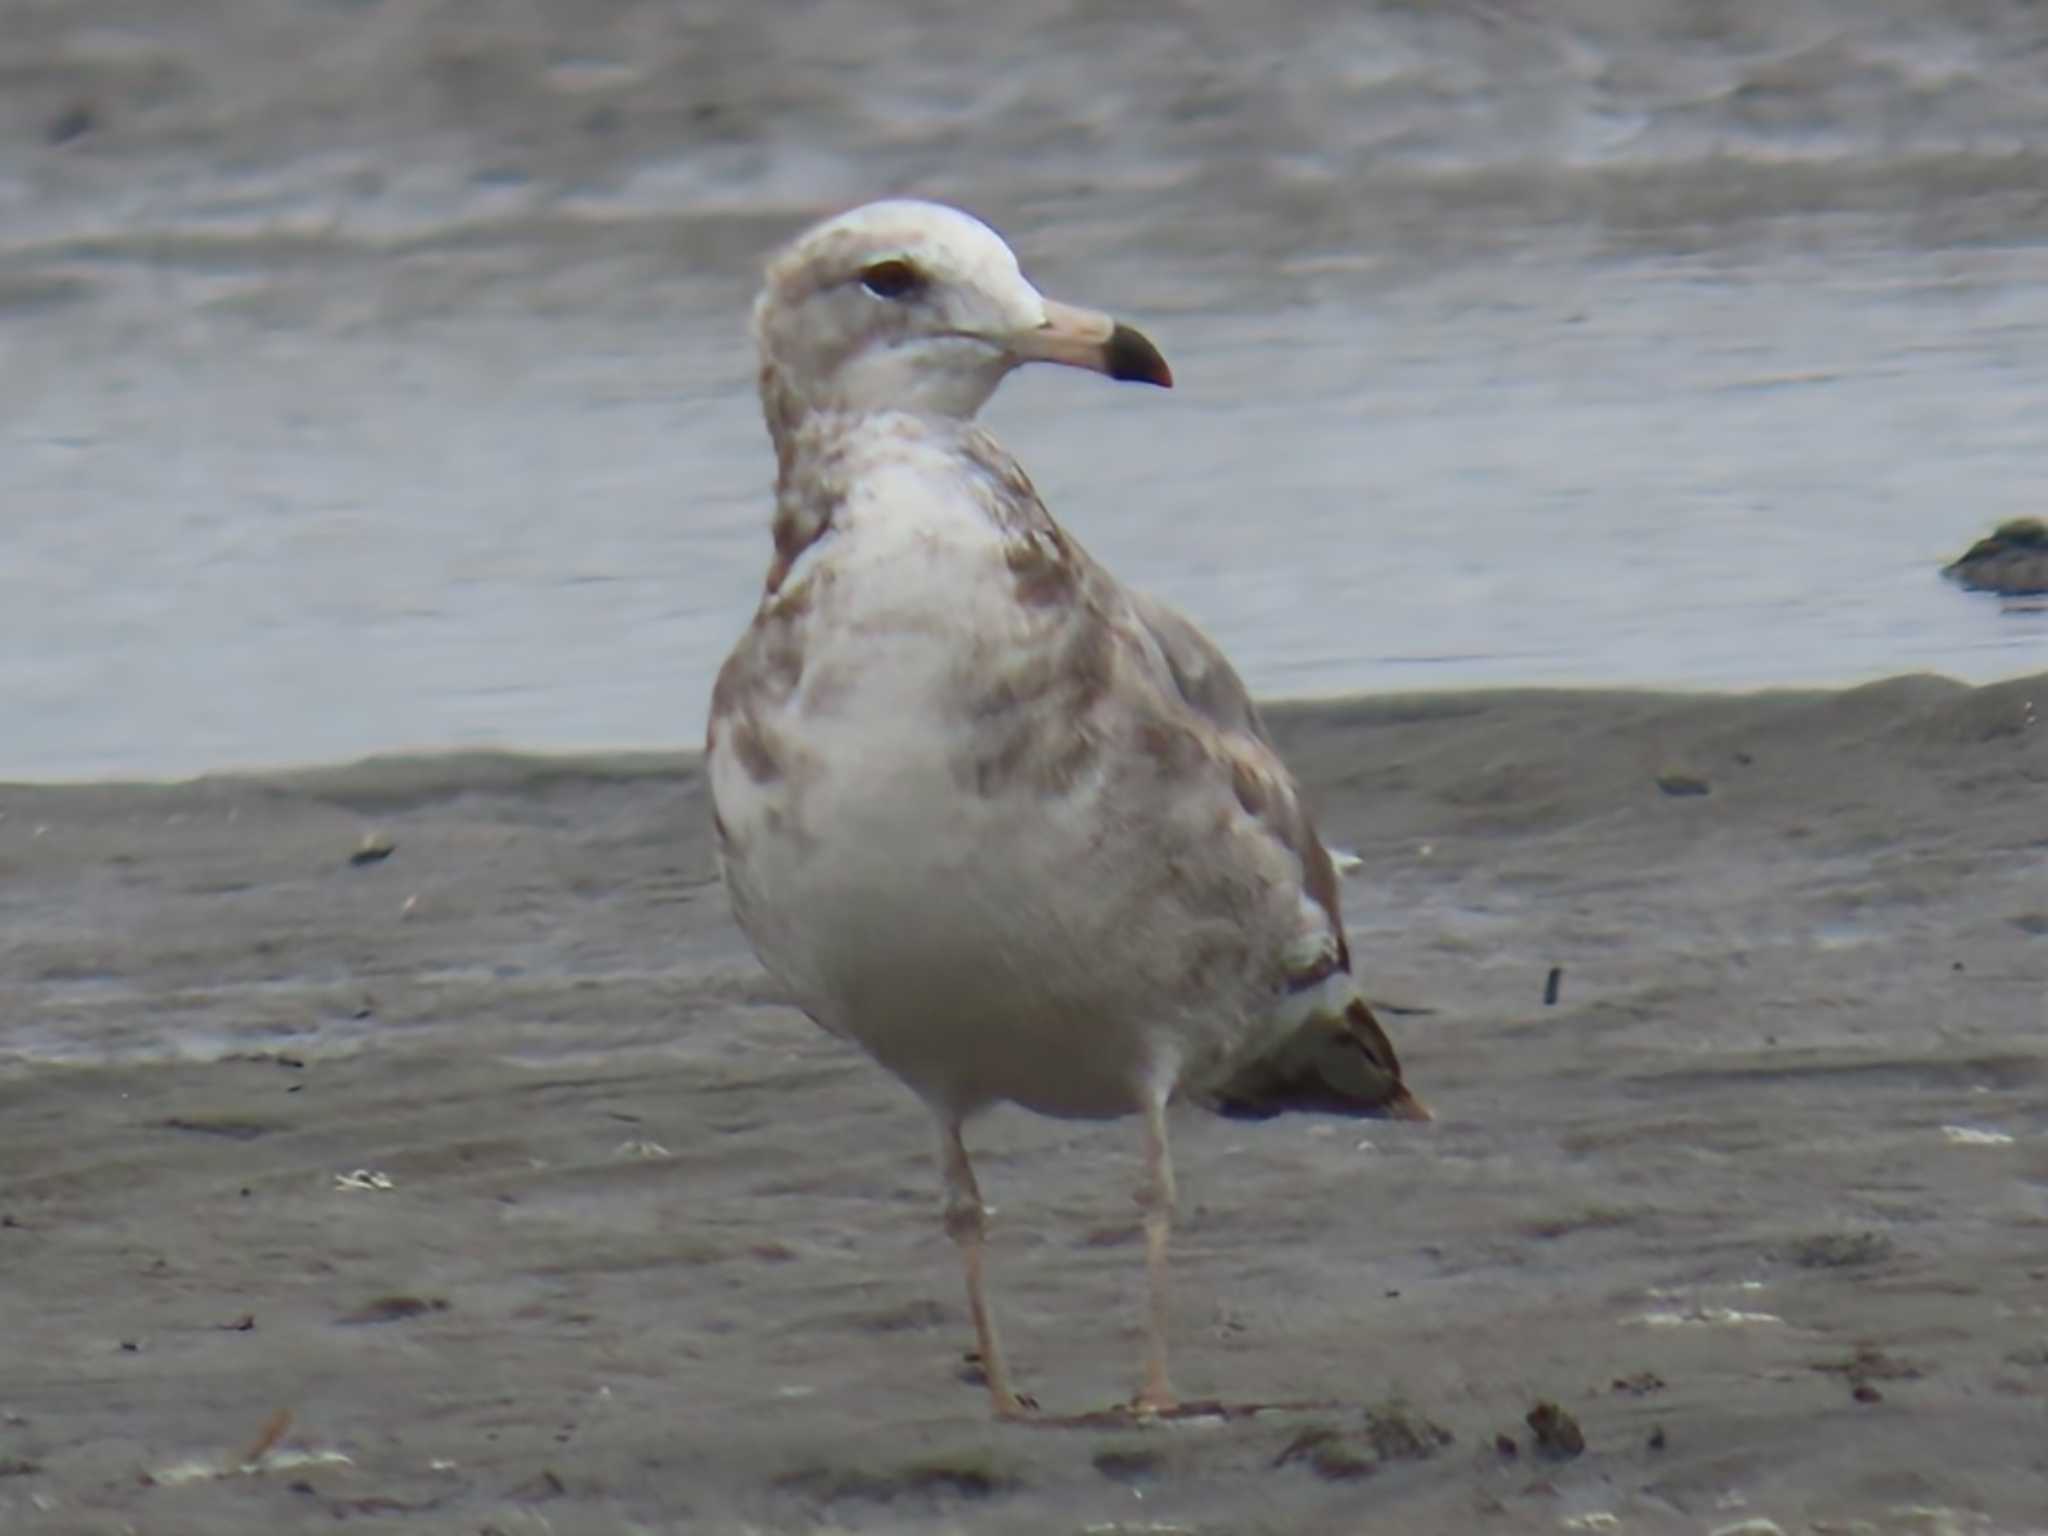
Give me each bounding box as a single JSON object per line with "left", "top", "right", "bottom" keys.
{"left": 1523, "top": 1400, "right": 1581, "bottom": 1458}
{"left": 1525, "top": 1401, "right": 1585, "bottom": 1459}
{"left": 1655, "top": 773, "right": 1712, "bottom": 797}
{"left": 46, "top": 102, "right": 96, "bottom": 145}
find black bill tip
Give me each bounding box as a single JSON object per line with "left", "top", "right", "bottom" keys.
{"left": 1105, "top": 322, "right": 1173, "bottom": 388}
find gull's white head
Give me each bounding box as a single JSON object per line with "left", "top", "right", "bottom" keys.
{"left": 752, "top": 199, "right": 1171, "bottom": 435}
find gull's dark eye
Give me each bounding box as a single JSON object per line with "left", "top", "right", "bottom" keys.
{"left": 859, "top": 259, "right": 923, "bottom": 300}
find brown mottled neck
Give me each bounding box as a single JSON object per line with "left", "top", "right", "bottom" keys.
{"left": 758, "top": 358, "right": 809, "bottom": 480}
{"left": 764, "top": 384, "right": 884, "bottom": 598}
{"left": 758, "top": 360, "right": 1039, "bottom": 598}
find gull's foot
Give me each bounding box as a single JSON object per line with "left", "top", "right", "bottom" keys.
{"left": 990, "top": 1389, "right": 1040, "bottom": 1422}
{"left": 961, "top": 1352, "right": 1039, "bottom": 1419}
{"left": 1129, "top": 1387, "right": 1179, "bottom": 1421}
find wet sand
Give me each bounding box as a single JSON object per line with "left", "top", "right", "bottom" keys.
{"left": 5, "top": 673, "right": 2046, "bottom": 1533}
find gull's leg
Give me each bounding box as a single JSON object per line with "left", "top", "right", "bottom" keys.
{"left": 1134, "top": 1089, "right": 1179, "bottom": 1414}
{"left": 938, "top": 1116, "right": 1033, "bottom": 1419}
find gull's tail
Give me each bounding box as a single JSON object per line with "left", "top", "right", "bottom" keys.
{"left": 1209, "top": 994, "right": 1432, "bottom": 1123}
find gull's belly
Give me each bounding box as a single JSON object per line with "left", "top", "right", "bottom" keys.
{"left": 719, "top": 567, "right": 1324, "bottom": 1125}
{"left": 716, "top": 634, "right": 1179, "bottom": 1118}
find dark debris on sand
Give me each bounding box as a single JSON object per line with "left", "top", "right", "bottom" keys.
{"left": 1525, "top": 1401, "right": 1586, "bottom": 1460}
{"left": 1273, "top": 1405, "right": 1455, "bottom": 1482}
{"left": 773, "top": 1447, "right": 1026, "bottom": 1509}
{"left": 1811, "top": 1343, "right": 1924, "bottom": 1404}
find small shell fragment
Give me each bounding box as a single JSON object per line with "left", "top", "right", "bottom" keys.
{"left": 1635, "top": 1306, "right": 1783, "bottom": 1328}
{"left": 1942, "top": 1126, "right": 2014, "bottom": 1146}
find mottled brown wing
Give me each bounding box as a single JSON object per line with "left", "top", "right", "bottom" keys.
{"left": 1124, "top": 588, "right": 1351, "bottom": 973}
{"left": 1123, "top": 589, "right": 1271, "bottom": 746}
{"left": 1129, "top": 590, "right": 1429, "bottom": 1121}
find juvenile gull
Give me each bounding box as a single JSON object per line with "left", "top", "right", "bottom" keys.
{"left": 707, "top": 200, "right": 1429, "bottom": 1420}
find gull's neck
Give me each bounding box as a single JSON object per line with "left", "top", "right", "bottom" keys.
{"left": 759, "top": 352, "right": 1004, "bottom": 470}
{"left": 761, "top": 397, "right": 958, "bottom": 598}
{"left": 757, "top": 346, "right": 1017, "bottom": 596}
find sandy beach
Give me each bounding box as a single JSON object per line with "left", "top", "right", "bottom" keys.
{"left": 5, "top": 673, "right": 2045, "bottom": 1533}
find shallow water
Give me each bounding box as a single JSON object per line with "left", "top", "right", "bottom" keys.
{"left": 5, "top": 0, "right": 2048, "bottom": 781}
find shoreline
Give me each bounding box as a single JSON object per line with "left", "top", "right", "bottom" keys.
{"left": 5, "top": 666, "right": 2036, "bottom": 792}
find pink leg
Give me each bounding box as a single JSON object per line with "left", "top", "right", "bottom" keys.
{"left": 1134, "top": 1091, "right": 1179, "bottom": 1414}
{"left": 938, "top": 1118, "right": 1034, "bottom": 1419}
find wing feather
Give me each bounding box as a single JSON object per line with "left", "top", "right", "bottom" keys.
{"left": 1124, "top": 588, "right": 1353, "bottom": 976}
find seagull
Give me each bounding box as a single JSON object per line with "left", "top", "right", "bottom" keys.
{"left": 707, "top": 199, "right": 1429, "bottom": 1421}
